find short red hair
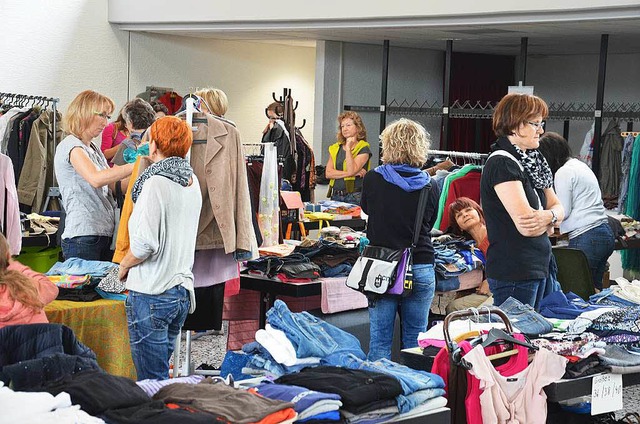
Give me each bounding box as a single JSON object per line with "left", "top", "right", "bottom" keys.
{"left": 149, "top": 116, "right": 192, "bottom": 158}
{"left": 448, "top": 197, "right": 485, "bottom": 236}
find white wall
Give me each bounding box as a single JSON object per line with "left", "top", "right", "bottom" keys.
{"left": 128, "top": 33, "right": 316, "bottom": 147}
{"left": 0, "top": 0, "right": 317, "bottom": 147}
{"left": 0, "top": 0, "right": 129, "bottom": 109}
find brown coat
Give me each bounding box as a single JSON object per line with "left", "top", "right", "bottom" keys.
{"left": 190, "top": 114, "right": 255, "bottom": 253}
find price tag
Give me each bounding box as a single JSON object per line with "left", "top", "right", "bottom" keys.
{"left": 591, "top": 373, "right": 623, "bottom": 415}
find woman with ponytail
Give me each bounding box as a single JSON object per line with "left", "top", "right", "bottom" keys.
{"left": 0, "top": 234, "right": 59, "bottom": 328}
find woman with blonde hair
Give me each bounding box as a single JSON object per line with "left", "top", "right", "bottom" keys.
{"left": 195, "top": 87, "right": 229, "bottom": 119}
{"left": 325, "top": 111, "right": 371, "bottom": 205}
{"left": 0, "top": 233, "right": 58, "bottom": 328}
{"left": 54, "top": 90, "right": 134, "bottom": 261}
{"left": 361, "top": 118, "right": 440, "bottom": 360}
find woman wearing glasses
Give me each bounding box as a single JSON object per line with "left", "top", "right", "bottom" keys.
{"left": 480, "top": 93, "right": 564, "bottom": 310}
{"left": 54, "top": 90, "right": 134, "bottom": 261}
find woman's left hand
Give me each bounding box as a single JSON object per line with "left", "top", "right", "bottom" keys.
{"left": 516, "top": 210, "right": 552, "bottom": 235}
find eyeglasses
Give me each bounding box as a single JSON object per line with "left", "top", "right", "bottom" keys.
{"left": 93, "top": 111, "right": 112, "bottom": 120}
{"left": 527, "top": 121, "right": 545, "bottom": 131}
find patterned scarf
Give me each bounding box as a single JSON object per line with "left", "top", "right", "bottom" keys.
{"left": 131, "top": 156, "right": 193, "bottom": 203}
{"left": 496, "top": 137, "right": 554, "bottom": 189}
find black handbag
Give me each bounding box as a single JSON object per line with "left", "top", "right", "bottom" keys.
{"left": 346, "top": 184, "right": 431, "bottom": 295}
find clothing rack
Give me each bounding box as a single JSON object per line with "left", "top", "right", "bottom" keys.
{"left": 428, "top": 149, "right": 488, "bottom": 160}
{"left": 0, "top": 92, "right": 59, "bottom": 146}
{"left": 0, "top": 92, "right": 61, "bottom": 212}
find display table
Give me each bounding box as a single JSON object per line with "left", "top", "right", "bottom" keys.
{"left": 240, "top": 273, "right": 321, "bottom": 329}
{"left": 44, "top": 299, "right": 136, "bottom": 380}
{"left": 302, "top": 217, "right": 366, "bottom": 232}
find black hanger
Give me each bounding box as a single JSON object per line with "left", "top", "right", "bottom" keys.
{"left": 475, "top": 327, "right": 538, "bottom": 351}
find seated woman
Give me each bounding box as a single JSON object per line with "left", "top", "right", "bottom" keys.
{"left": 444, "top": 197, "right": 492, "bottom": 314}
{"left": 326, "top": 111, "right": 371, "bottom": 205}
{"left": 0, "top": 234, "right": 58, "bottom": 328}
{"left": 538, "top": 132, "right": 615, "bottom": 290}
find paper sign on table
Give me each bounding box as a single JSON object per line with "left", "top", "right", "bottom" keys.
{"left": 591, "top": 373, "right": 623, "bottom": 415}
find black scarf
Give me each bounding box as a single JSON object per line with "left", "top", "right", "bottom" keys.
{"left": 131, "top": 156, "right": 193, "bottom": 203}
{"left": 494, "top": 137, "right": 553, "bottom": 190}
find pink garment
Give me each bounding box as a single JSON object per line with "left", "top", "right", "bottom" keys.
{"left": 321, "top": 277, "right": 367, "bottom": 314}
{"left": 430, "top": 333, "right": 528, "bottom": 402}
{"left": 461, "top": 339, "right": 529, "bottom": 424}
{"left": 0, "top": 154, "right": 22, "bottom": 255}
{"left": 465, "top": 344, "right": 567, "bottom": 424}
{"left": 100, "top": 122, "right": 127, "bottom": 152}
{"left": 458, "top": 269, "right": 483, "bottom": 291}
{"left": 0, "top": 260, "right": 59, "bottom": 328}
{"left": 192, "top": 248, "right": 239, "bottom": 288}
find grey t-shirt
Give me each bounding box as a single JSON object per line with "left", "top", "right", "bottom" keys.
{"left": 54, "top": 135, "right": 116, "bottom": 239}
{"left": 332, "top": 144, "right": 372, "bottom": 192}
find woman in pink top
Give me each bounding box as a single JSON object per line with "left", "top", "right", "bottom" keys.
{"left": 101, "top": 110, "right": 129, "bottom": 162}
{"left": 0, "top": 234, "right": 59, "bottom": 328}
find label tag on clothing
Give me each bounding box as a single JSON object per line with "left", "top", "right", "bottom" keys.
{"left": 591, "top": 373, "right": 623, "bottom": 415}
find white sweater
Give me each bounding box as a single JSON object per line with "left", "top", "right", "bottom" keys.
{"left": 555, "top": 158, "right": 608, "bottom": 239}
{"left": 126, "top": 175, "right": 203, "bottom": 313}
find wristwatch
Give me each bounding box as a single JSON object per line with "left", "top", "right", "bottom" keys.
{"left": 550, "top": 209, "right": 558, "bottom": 225}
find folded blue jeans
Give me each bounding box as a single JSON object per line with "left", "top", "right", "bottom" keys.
{"left": 494, "top": 296, "right": 553, "bottom": 336}
{"left": 266, "top": 299, "right": 366, "bottom": 359}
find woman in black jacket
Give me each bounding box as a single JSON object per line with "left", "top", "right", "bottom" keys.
{"left": 361, "top": 118, "right": 440, "bottom": 361}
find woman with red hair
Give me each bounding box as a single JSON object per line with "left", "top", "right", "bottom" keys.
{"left": 118, "top": 116, "right": 203, "bottom": 380}
{"left": 445, "top": 197, "right": 493, "bottom": 313}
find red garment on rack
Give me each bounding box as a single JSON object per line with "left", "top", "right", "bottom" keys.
{"left": 158, "top": 91, "right": 183, "bottom": 115}
{"left": 439, "top": 170, "right": 481, "bottom": 231}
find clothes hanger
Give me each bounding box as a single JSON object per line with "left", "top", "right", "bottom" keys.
{"left": 475, "top": 327, "right": 538, "bottom": 352}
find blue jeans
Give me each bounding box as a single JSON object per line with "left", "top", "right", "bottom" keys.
{"left": 494, "top": 296, "right": 553, "bottom": 336}
{"left": 488, "top": 277, "right": 546, "bottom": 311}
{"left": 323, "top": 353, "right": 445, "bottom": 413}
{"left": 331, "top": 191, "right": 362, "bottom": 205}
{"left": 62, "top": 235, "right": 112, "bottom": 261}
{"left": 569, "top": 222, "right": 615, "bottom": 290}
{"left": 368, "top": 263, "right": 435, "bottom": 361}
{"left": 125, "top": 285, "right": 190, "bottom": 380}
{"left": 266, "top": 299, "right": 366, "bottom": 359}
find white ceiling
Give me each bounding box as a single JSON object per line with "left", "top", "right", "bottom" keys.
{"left": 140, "top": 17, "right": 640, "bottom": 55}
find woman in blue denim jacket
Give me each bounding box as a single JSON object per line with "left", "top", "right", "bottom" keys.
{"left": 538, "top": 132, "right": 615, "bottom": 290}
{"left": 361, "top": 118, "right": 440, "bottom": 361}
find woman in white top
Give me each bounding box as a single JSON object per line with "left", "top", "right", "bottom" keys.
{"left": 118, "top": 116, "right": 203, "bottom": 380}
{"left": 54, "top": 90, "right": 134, "bottom": 261}
{"left": 538, "top": 132, "right": 615, "bottom": 290}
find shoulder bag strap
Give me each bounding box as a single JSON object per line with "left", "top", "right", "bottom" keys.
{"left": 411, "top": 183, "right": 431, "bottom": 248}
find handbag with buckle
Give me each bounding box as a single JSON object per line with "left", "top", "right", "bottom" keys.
{"left": 346, "top": 183, "right": 430, "bottom": 296}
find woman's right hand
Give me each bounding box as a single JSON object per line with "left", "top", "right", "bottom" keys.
{"left": 356, "top": 168, "right": 367, "bottom": 178}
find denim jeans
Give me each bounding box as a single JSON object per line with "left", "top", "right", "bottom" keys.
{"left": 323, "top": 353, "right": 445, "bottom": 413}
{"left": 125, "top": 285, "right": 190, "bottom": 380}
{"left": 46, "top": 257, "right": 117, "bottom": 277}
{"left": 368, "top": 263, "right": 435, "bottom": 361}
{"left": 266, "top": 299, "right": 366, "bottom": 359}
{"left": 494, "top": 296, "right": 553, "bottom": 336}
{"left": 488, "top": 277, "right": 546, "bottom": 311}
{"left": 331, "top": 191, "right": 362, "bottom": 205}
{"left": 568, "top": 222, "right": 615, "bottom": 290}
{"left": 62, "top": 235, "right": 112, "bottom": 261}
